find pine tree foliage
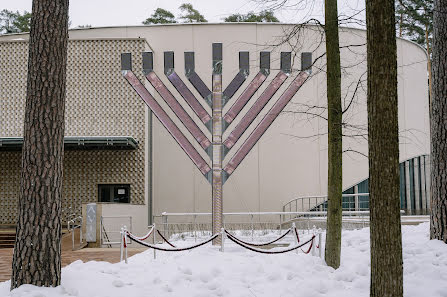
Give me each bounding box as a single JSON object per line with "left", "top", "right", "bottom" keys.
{"left": 179, "top": 3, "right": 207, "bottom": 23}
{"left": 396, "top": 0, "right": 433, "bottom": 48}
{"left": 143, "top": 8, "right": 177, "bottom": 25}
{"left": 0, "top": 9, "right": 31, "bottom": 34}
{"left": 224, "top": 11, "right": 279, "bottom": 22}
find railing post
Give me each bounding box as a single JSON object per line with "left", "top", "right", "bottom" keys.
{"left": 194, "top": 215, "right": 197, "bottom": 243}
{"left": 318, "top": 230, "right": 322, "bottom": 258}
{"left": 80, "top": 217, "right": 83, "bottom": 245}
{"left": 99, "top": 216, "right": 102, "bottom": 247}
{"left": 153, "top": 222, "right": 157, "bottom": 260}
{"left": 72, "top": 224, "right": 75, "bottom": 250}
{"left": 251, "top": 214, "right": 254, "bottom": 241}
{"left": 163, "top": 214, "right": 168, "bottom": 238}
{"left": 311, "top": 225, "right": 317, "bottom": 256}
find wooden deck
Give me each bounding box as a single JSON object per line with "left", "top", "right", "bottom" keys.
{"left": 0, "top": 230, "right": 146, "bottom": 282}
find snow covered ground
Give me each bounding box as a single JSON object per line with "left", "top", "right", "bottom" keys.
{"left": 2, "top": 222, "right": 446, "bottom": 297}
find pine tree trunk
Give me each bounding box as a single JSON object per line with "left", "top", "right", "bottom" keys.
{"left": 430, "top": 0, "right": 447, "bottom": 242}
{"left": 324, "top": 0, "right": 343, "bottom": 269}
{"left": 10, "top": 0, "right": 69, "bottom": 289}
{"left": 366, "top": 0, "right": 403, "bottom": 296}
{"left": 425, "top": 26, "right": 433, "bottom": 106}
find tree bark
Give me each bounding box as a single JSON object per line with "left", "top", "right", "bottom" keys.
{"left": 11, "top": 0, "right": 69, "bottom": 289}
{"left": 366, "top": 0, "right": 403, "bottom": 296}
{"left": 430, "top": 0, "right": 447, "bottom": 242}
{"left": 324, "top": 0, "right": 343, "bottom": 269}
{"left": 425, "top": 25, "right": 433, "bottom": 107}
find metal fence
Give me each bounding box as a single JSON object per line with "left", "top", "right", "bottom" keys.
{"left": 283, "top": 193, "right": 371, "bottom": 215}
{"left": 153, "top": 211, "right": 374, "bottom": 241}
{"left": 100, "top": 215, "right": 132, "bottom": 246}
{"left": 67, "top": 215, "right": 83, "bottom": 250}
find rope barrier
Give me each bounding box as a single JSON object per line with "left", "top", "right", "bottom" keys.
{"left": 126, "top": 225, "right": 155, "bottom": 241}
{"left": 156, "top": 230, "right": 176, "bottom": 248}
{"left": 294, "top": 228, "right": 300, "bottom": 243}
{"left": 225, "top": 231, "right": 315, "bottom": 254}
{"left": 301, "top": 238, "right": 314, "bottom": 254}
{"left": 223, "top": 228, "right": 291, "bottom": 247}
{"left": 126, "top": 232, "right": 219, "bottom": 252}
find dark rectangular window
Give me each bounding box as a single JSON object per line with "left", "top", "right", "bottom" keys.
{"left": 98, "top": 184, "right": 130, "bottom": 203}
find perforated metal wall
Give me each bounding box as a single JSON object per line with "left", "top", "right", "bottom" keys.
{"left": 0, "top": 39, "right": 147, "bottom": 224}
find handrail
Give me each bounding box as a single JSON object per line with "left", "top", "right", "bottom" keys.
{"left": 283, "top": 193, "right": 370, "bottom": 207}
{"left": 67, "top": 216, "right": 83, "bottom": 250}
{"left": 161, "top": 210, "right": 374, "bottom": 216}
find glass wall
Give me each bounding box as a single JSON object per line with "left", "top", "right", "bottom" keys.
{"left": 310, "top": 155, "right": 430, "bottom": 215}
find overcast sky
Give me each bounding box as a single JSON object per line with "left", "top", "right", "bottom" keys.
{"left": 2, "top": 0, "right": 365, "bottom": 28}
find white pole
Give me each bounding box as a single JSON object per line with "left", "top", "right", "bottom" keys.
{"left": 311, "top": 225, "right": 317, "bottom": 256}
{"left": 318, "top": 231, "right": 322, "bottom": 258}
{"left": 123, "top": 225, "right": 128, "bottom": 264}
{"left": 120, "top": 227, "right": 124, "bottom": 262}
{"left": 220, "top": 228, "right": 225, "bottom": 252}
{"left": 153, "top": 223, "right": 156, "bottom": 260}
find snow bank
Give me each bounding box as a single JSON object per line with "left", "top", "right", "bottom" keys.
{"left": 1, "top": 223, "right": 446, "bottom": 297}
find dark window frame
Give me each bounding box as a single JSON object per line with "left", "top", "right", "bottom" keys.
{"left": 98, "top": 184, "right": 131, "bottom": 203}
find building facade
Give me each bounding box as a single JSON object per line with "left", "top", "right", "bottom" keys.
{"left": 0, "top": 23, "right": 430, "bottom": 231}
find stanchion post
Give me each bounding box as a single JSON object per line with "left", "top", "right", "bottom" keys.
{"left": 124, "top": 225, "right": 128, "bottom": 264}
{"left": 120, "top": 227, "right": 124, "bottom": 262}
{"left": 311, "top": 225, "right": 317, "bottom": 256}
{"left": 292, "top": 223, "right": 298, "bottom": 254}
{"left": 153, "top": 223, "right": 157, "bottom": 260}
{"left": 220, "top": 228, "right": 225, "bottom": 252}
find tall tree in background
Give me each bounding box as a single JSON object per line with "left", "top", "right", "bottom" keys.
{"left": 324, "top": 0, "right": 343, "bottom": 269}
{"left": 143, "top": 8, "right": 177, "bottom": 24}
{"left": 396, "top": 0, "right": 433, "bottom": 101}
{"left": 224, "top": 10, "right": 279, "bottom": 22}
{"left": 430, "top": 0, "right": 447, "bottom": 243}
{"left": 11, "top": 0, "right": 69, "bottom": 289}
{"left": 179, "top": 3, "right": 207, "bottom": 23}
{"left": 366, "top": 0, "right": 403, "bottom": 295}
{"left": 0, "top": 9, "right": 31, "bottom": 34}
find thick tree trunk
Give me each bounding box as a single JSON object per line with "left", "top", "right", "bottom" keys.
{"left": 430, "top": 0, "right": 447, "bottom": 242}
{"left": 11, "top": 0, "right": 69, "bottom": 289}
{"left": 324, "top": 0, "right": 343, "bottom": 269}
{"left": 425, "top": 26, "right": 433, "bottom": 106}
{"left": 366, "top": 0, "right": 403, "bottom": 296}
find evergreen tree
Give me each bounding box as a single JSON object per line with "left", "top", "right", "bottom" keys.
{"left": 11, "top": 0, "right": 69, "bottom": 289}
{"left": 396, "top": 0, "right": 433, "bottom": 46}
{"left": 430, "top": 0, "right": 447, "bottom": 243}
{"left": 396, "top": 0, "right": 433, "bottom": 100}
{"left": 0, "top": 9, "right": 31, "bottom": 34}
{"left": 367, "top": 0, "right": 403, "bottom": 295}
{"left": 224, "top": 11, "right": 279, "bottom": 22}
{"left": 143, "top": 8, "right": 177, "bottom": 25}
{"left": 179, "top": 3, "right": 207, "bottom": 23}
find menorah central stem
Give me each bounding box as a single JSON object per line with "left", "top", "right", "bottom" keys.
{"left": 212, "top": 72, "right": 223, "bottom": 245}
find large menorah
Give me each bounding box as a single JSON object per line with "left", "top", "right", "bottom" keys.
{"left": 121, "top": 43, "right": 311, "bottom": 244}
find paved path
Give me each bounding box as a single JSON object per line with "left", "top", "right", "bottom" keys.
{"left": 0, "top": 231, "right": 146, "bottom": 282}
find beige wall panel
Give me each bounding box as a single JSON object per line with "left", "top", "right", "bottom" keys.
{"left": 0, "top": 24, "right": 429, "bottom": 222}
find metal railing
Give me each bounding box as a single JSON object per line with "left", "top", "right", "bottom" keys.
{"left": 100, "top": 215, "right": 132, "bottom": 246}
{"left": 153, "top": 210, "right": 375, "bottom": 241}
{"left": 67, "top": 215, "right": 83, "bottom": 250}
{"left": 283, "top": 193, "right": 370, "bottom": 216}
